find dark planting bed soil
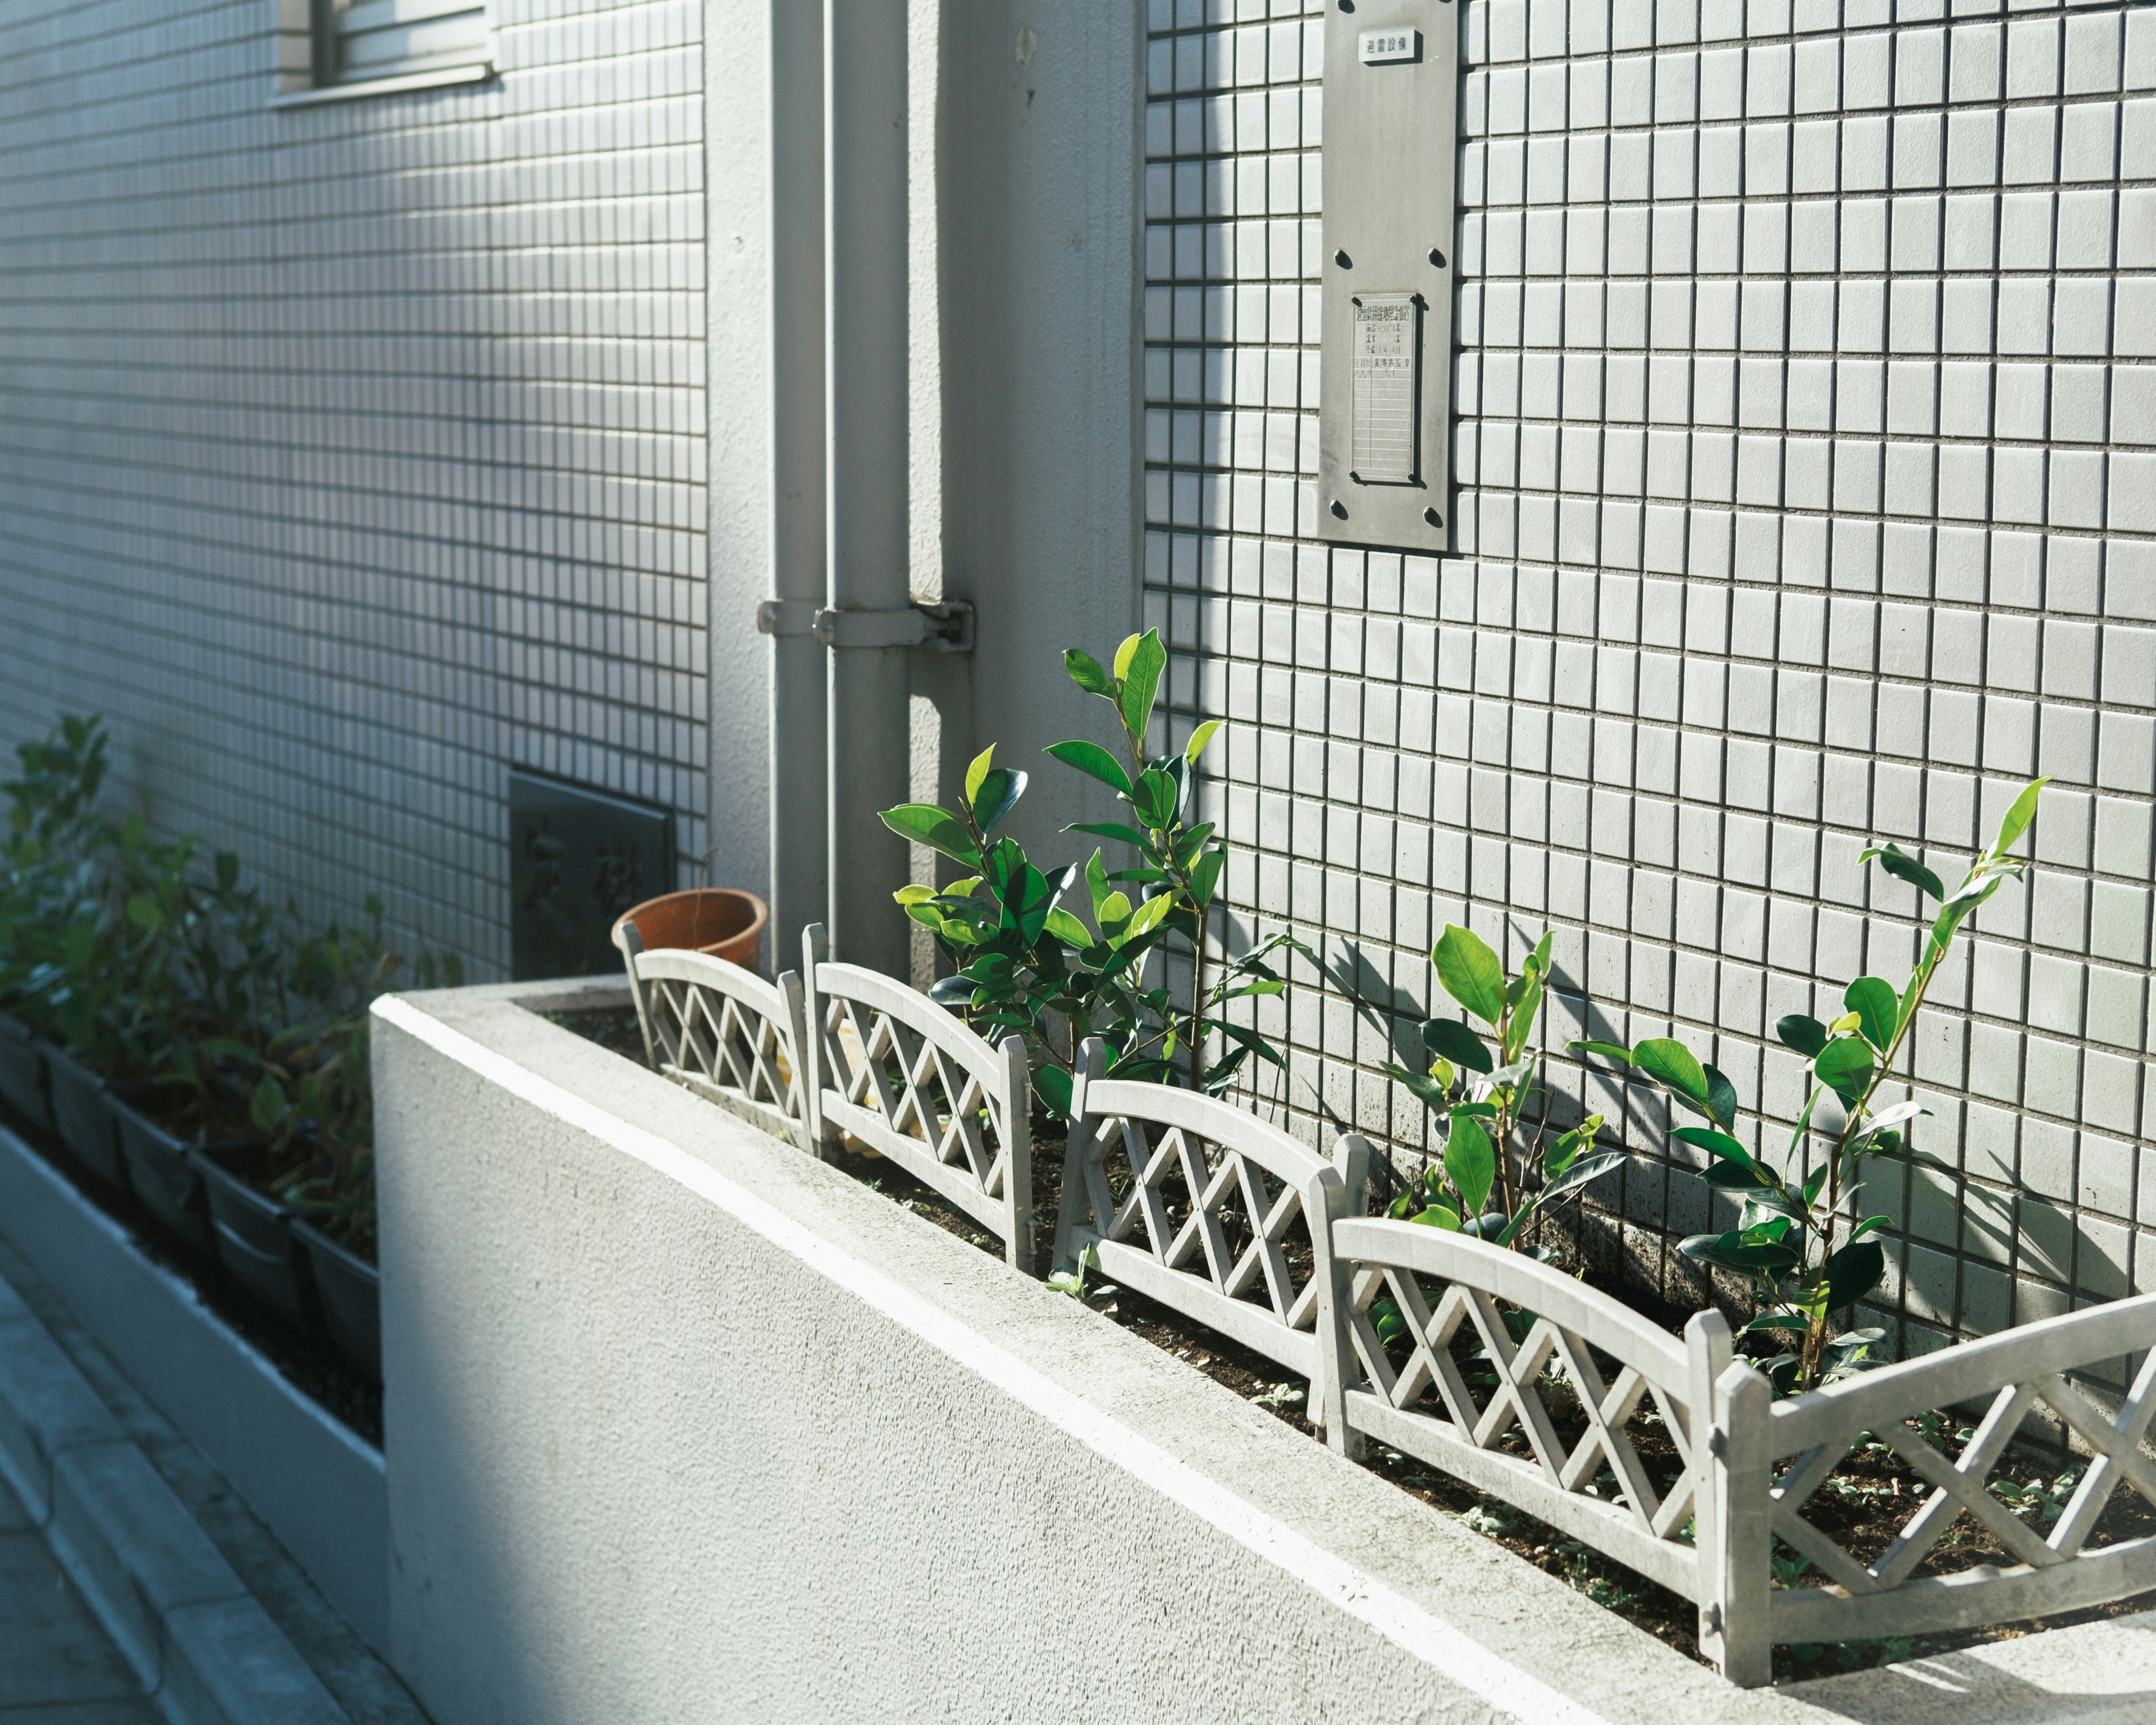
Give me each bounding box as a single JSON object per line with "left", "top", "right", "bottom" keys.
{"left": 553, "top": 1007, "right": 2156, "bottom": 1682}
{"left": 0, "top": 1092, "right": 382, "bottom": 1446}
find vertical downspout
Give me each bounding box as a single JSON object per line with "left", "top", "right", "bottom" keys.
{"left": 764, "top": 0, "right": 828, "bottom": 961}
{"left": 822, "top": 0, "right": 912, "bottom": 972}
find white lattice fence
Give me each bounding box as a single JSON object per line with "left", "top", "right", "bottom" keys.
{"left": 614, "top": 927, "right": 2156, "bottom": 1691}
{"left": 1054, "top": 1039, "right": 1369, "bottom": 1436}
{"left": 1724, "top": 1291, "right": 2156, "bottom": 1680}
{"left": 801, "top": 925, "right": 1034, "bottom": 1271}
{"left": 614, "top": 926, "right": 813, "bottom": 1151}
{"left": 1324, "top": 1220, "right": 1728, "bottom": 1612}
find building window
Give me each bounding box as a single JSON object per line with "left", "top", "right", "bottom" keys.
{"left": 323, "top": 0, "right": 487, "bottom": 85}
{"left": 273, "top": 0, "right": 491, "bottom": 104}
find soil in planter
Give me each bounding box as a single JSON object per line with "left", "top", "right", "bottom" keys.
{"left": 554, "top": 1012, "right": 2156, "bottom": 1682}
{"left": 0, "top": 1087, "right": 382, "bottom": 1447}
{"left": 545, "top": 1005, "right": 646, "bottom": 1062}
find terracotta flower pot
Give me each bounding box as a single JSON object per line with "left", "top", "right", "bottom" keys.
{"left": 613, "top": 888, "right": 768, "bottom": 971}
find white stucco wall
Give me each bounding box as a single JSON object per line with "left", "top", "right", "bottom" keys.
{"left": 372, "top": 979, "right": 1816, "bottom": 1725}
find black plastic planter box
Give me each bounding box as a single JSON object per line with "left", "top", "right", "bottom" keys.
{"left": 0, "top": 1015, "right": 49, "bottom": 1131}
{"left": 198, "top": 1150, "right": 310, "bottom": 1329}
{"left": 291, "top": 1220, "right": 380, "bottom": 1382}
{"left": 41, "top": 1044, "right": 127, "bottom": 1191}
{"left": 109, "top": 1096, "right": 252, "bottom": 1258}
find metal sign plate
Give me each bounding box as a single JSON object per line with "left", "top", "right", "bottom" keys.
{"left": 1350, "top": 293, "right": 1419, "bottom": 483}
{"left": 1357, "top": 28, "right": 1420, "bottom": 64}
{"left": 1319, "top": 3, "right": 1458, "bottom": 553}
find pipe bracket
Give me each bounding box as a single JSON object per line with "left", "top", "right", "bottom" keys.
{"left": 755, "top": 598, "right": 821, "bottom": 638}
{"left": 809, "top": 600, "right": 974, "bottom": 653}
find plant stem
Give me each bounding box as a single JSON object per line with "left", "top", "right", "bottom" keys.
{"left": 1798, "top": 910, "right": 1954, "bottom": 1388}
{"left": 1188, "top": 895, "right": 1208, "bottom": 1092}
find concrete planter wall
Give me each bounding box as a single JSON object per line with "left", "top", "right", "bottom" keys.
{"left": 372, "top": 979, "right": 2156, "bottom": 1724}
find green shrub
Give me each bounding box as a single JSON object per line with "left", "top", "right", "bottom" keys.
{"left": 882, "top": 629, "right": 1303, "bottom": 1114}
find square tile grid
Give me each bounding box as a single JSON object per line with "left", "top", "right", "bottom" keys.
{"left": 0, "top": 0, "right": 709, "bottom": 976}
{"left": 1144, "top": 0, "right": 2156, "bottom": 1374}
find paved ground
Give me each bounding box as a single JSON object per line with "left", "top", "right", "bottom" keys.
{"left": 0, "top": 1463, "right": 158, "bottom": 1723}
{"left": 0, "top": 1241, "right": 428, "bottom": 1725}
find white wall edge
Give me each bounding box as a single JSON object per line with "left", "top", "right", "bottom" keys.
{"left": 374, "top": 991, "right": 1607, "bottom": 1725}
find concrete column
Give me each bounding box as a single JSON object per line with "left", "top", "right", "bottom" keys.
{"left": 766, "top": 0, "right": 828, "bottom": 960}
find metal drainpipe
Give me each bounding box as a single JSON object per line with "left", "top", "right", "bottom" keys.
{"left": 761, "top": 0, "right": 828, "bottom": 966}
{"left": 820, "top": 0, "right": 912, "bottom": 973}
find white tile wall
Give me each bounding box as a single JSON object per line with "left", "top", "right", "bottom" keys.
{"left": 0, "top": 0, "right": 707, "bottom": 974}
{"left": 1145, "top": 0, "right": 2156, "bottom": 1370}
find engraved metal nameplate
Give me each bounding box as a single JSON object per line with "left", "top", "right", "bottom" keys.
{"left": 1350, "top": 294, "right": 1419, "bottom": 485}
{"left": 1319, "top": 0, "right": 1455, "bottom": 550}
{"left": 1358, "top": 28, "right": 1420, "bottom": 64}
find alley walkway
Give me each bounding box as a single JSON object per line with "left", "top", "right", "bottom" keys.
{"left": 0, "top": 1463, "right": 157, "bottom": 1723}
{"left": 0, "top": 1236, "right": 427, "bottom": 1725}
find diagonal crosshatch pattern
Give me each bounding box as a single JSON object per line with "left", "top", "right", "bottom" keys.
{"left": 1143, "top": 0, "right": 2156, "bottom": 1374}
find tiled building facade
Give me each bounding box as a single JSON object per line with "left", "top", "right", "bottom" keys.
{"left": 0, "top": 0, "right": 708, "bottom": 973}
{"left": 1145, "top": 0, "right": 2156, "bottom": 1368}
{"left": 2, "top": 0, "right": 2152, "bottom": 1363}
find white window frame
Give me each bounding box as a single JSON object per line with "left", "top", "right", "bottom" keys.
{"left": 271, "top": 0, "right": 492, "bottom": 107}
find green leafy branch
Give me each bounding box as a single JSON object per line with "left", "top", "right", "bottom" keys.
{"left": 1574, "top": 778, "right": 2046, "bottom": 1394}
{"left": 1386, "top": 923, "right": 1628, "bottom": 1251}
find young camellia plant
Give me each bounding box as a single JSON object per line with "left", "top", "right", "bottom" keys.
{"left": 1573, "top": 777, "right": 2048, "bottom": 1394}
{"left": 1386, "top": 923, "right": 1627, "bottom": 1251}
{"left": 881, "top": 629, "right": 1300, "bottom": 1112}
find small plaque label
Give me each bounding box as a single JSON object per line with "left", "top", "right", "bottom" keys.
{"left": 1358, "top": 28, "right": 1420, "bottom": 65}
{"left": 1351, "top": 294, "right": 1419, "bottom": 485}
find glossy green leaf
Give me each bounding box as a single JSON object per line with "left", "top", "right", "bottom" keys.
{"left": 1064, "top": 649, "right": 1112, "bottom": 695}
{"left": 1412, "top": 1201, "right": 1464, "bottom": 1232}
{"left": 1824, "top": 1240, "right": 1885, "bottom": 1313}
{"left": 970, "top": 766, "right": 1026, "bottom": 836}
{"left": 1044, "top": 740, "right": 1132, "bottom": 798}
{"left": 1671, "top": 1124, "right": 1756, "bottom": 1170}
{"left": 1844, "top": 976, "right": 1899, "bottom": 1051}
{"left": 1124, "top": 892, "right": 1174, "bottom": 939}
{"left": 1543, "top": 1114, "right": 1603, "bottom": 1176}
{"left": 1993, "top": 776, "right": 2047, "bottom": 856}
{"left": 1420, "top": 1017, "right": 1493, "bottom": 1075}
{"left": 1112, "top": 632, "right": 1142, "bottom": 682}
{"left": 1504, "top": 969, "right": 1543, "bottom": 1061}
{"left": 1083, "top": 850, "right": 1113, "bottom": 916}
{"left": 963, "top": 745, "right": 995, "bottom": 806}
{"left": 1118, "top": 629, "right": 1167, "bottom": 744}
{"left": 1042, "top": 908, "right": 1094, "bottom": 948}
{"left": 878, "top": 804, "right": 979, "bottom": 866}
{"left": 1775, "top": 1014, "right": 1829, "bottom": 1058}
{"left": 1859, "top": 842, "right": 1946, "bottom": 901}
{"left": 1130, "top": 767, "right": 1180, "bottom": 830}
{"left": 1066, "top": 820, "right": 1156, "bottom": 854}
{"left": 1444, "top": 1115, "right": 1497, "bottom": 1217}
{"left": 1633, "top": 1037, "right": 1710, "bottom": 1106}
{"left": 1033, "top": 1065, "right": 1075, "bottom": 1117}
{"left": 1186, "top": 719, "right": 1222, "bottom": 765}
{"left": 249, "top": 1075, "right": 290, "bottom": 1134}
{"left": 1189, "top": 846, "right": 1225, "bottom": 907}
{"left": 1569, "top": 1039, "right": 1634, "bottom": 1064}
{"left": 1678, "top": 1230, "right": 1802, "bottom": 1276}
{"left": 1814, "top": 1037, "right": 1874, "bottom": 1101}
{"left": 1432, "top": 923, "right": 1506, "bottom": 1025}
{"left": 1702, "top": 1063, "right": 1738, "bottom": 1130}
